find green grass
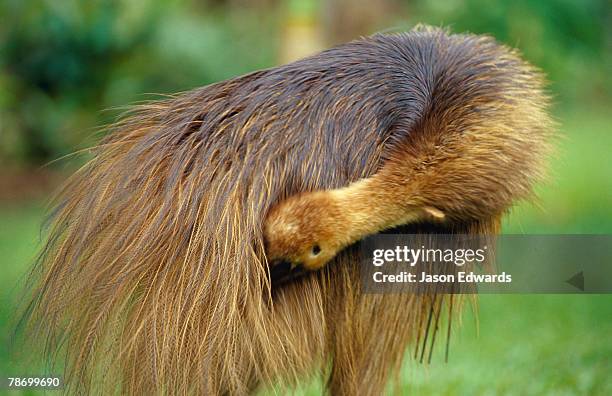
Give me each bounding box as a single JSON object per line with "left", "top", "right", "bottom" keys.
{"left": 0, "top": 201, "right": 47, "bottom": 396}
{"left": 503, "top": 107, "right": 612, "bottom": 234}
{"left": 1, "top": 107, "right": 610, "bottom": 394}
{"left": 402, "top": 295, "right": 612, "bottom": 395}
{"left": 276, "top": 294, "right": 612, "bottom": 396}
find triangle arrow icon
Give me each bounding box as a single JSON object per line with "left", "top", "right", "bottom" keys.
{"left": 565, "top": 271, "right": 584, "bottom": 291}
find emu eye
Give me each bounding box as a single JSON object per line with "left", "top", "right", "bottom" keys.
{"left": 311, "top": 244, "right": 321, "bottom": 256}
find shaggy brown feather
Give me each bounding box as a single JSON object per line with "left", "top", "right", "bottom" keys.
{"left": 23, "top": 26, "right": 553, "bottom": 395}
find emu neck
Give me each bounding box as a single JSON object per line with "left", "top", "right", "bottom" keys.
{"left": 328, "top": 177, "right": 424, "bottom": 247}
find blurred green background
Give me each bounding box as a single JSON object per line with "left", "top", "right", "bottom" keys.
{"left": 0, "top": 0, "right": 610, "bottom": 394}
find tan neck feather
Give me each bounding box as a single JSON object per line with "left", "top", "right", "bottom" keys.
{"left": 328, "top": 176, "right": 435, "bottom": 247}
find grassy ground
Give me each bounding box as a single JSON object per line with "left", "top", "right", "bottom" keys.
{"left": 0, "top": 107, "right": 610, "bottom": 394}
{"left": 0, "top": 201, "right": 47, "bottom": 396}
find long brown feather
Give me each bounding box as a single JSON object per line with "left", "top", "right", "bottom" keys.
{"left": 22, "top": 26, "right": 553, "bottom": 395}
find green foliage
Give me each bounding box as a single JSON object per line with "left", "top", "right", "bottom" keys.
{"left": 1, "top": 1, "right": 153, "bottom": 163}
{"left": 1, "top": 0, "right": 609, "bottom": 166}
{"left": 1, "top": 0, "right": 610, "bottom": 166}
{"left": 0, "top": 0, "right": 277, "bottom": 166}
{"left": 405, "top": 0, "right": 611, "bottom": 105}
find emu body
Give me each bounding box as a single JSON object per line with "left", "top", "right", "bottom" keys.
{"left": 25, "top": 26, "right": 553, "bottom": 395}
{"left": 264, "top": 29, "right": 551, "bottom": 274}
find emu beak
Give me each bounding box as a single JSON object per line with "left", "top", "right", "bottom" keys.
{"left": 269, "top": 259, "right": 306, "bottom": 286}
